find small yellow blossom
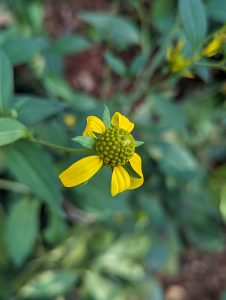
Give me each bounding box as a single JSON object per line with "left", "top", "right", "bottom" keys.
{"left": 59, "top": 112, "right": 144, "bottom": 196}
{"left": 166, "top": 40, "right": 194, "bottom": 78}
{"left": 63, "top": 114, "right": 76, "bottom": 128}
{"left": 203, "top": 25, "right": 226, "bottom": 57}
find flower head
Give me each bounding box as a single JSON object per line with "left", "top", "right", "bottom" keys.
{"left": 203, "top": 25, "right": 226, "bottom": 57}
{"left": 63, "top": 113, "right": 76, "bottom": 128}
{"left": 166, "top": 40, "right": 194, "bottom": 78}
{"left": 59, "top": 110, "right": 144, "bottom": 196}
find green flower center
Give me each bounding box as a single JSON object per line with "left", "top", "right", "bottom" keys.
{"left": 96, "top": 127, "right": 135, "bottom": 167}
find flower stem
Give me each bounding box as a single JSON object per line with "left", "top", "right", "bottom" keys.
{"left": 195, "top": 60, "right": 226, "bottom": 69}
{"left": 30, "top": 137, "right": 92, "bottom": 154}
{"left": 0, "top": 179, "right": 30, "bottom": 194}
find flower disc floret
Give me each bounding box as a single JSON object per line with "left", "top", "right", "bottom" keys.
{"left": 96, "top": 127, "right": 135, "bottom": 167}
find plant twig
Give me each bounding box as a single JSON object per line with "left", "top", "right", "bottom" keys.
{"left": 30, "top": 137, "right": 92, "bottom": 154}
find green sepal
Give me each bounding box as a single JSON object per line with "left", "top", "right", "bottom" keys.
{"left": 0, "top": 118, "right": 28, "bottom": 147}
{"left": 135, "top": 140, "right": 144, "bottom": 147}
{"left": 123, "top": 162, "right": 142, "bottom": 179}
{"left": 102, "top": 105, "right": 111, "bottom": 128}
{"left": 71, "top": 136, "right": 96, "bottom": 150}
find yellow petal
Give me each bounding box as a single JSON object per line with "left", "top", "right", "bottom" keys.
{"left": 184, "top": 70, "right": 195, "bottom": 79}
{"left": 203, "top": 38, "right": 221, "bottom": 57}
{"left": 166, "top": 46, "right": 173, "bottom": 61}
{"left": 175, "top": 40, "right": 185, "bottom": 53}
{"left": 111, "top": 112, "right": 134, "bottom": 132}
{"left": 83, "top": 116, "right": 106, "bottom": 138}
{"left": 129, "top": 153, "right": 144, "bottom": 189}
{"left": 59, "top": 155, "right": 103, "bottom": 187}
{"left": 111, "top": 166, "right": 131, "bottom": 196}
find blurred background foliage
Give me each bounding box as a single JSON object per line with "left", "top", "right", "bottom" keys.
{"left": 0, "top": 0, "right": 226, "bottom": 299}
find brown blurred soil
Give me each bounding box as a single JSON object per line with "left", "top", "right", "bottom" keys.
{"left": 44, "top": 0, "right": 109, "bottom": 97}
{"left": 44, "top": 0, "right": 139, "bottom": 97}
{"left": 159, "top": 249, "right": 226, "bottom": 300}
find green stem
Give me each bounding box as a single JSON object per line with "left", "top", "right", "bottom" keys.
{"left": 0, "top": 179, "right": 30, "bottom": 194}
{"left": 129, "top": 19, "right": 180, "bottom": 107}
{"left": 195, "top": 60, "right": 226, "bottom": 69}
{"left": 30, "top": 137, "right": 92, "bottom": 154}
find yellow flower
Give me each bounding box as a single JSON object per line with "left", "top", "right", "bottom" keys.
{"left": 59, "top": 112, "right": 144, "bottom": 196}
{"left": 63, "top": 114, "right": 76, "bottom": 128}
{"left": 203, "top": 26, "right": 226, "bottom": 57}
{"left": 166, "top": 40, "right": 194, "bottom": 78}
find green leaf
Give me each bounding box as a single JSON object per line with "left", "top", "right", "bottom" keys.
{"left": 43, "top": 213, "right": 68, "bottom": 245}
{"left": 151, "top": 0, "right": 176, "bottom": 33}
{"left": 0, "top": 118, "right": 28, "bottom": 147}
{"left": 34, "top": 119, "right": 68, "bottom": 147}
{"left": 79, "top": 12, "right": 140, "bottom": 48}
{"left": 0, "top": 50, "right": 13, "bottom": 113}
{"left": 220, "top": 184, "right": 226, "bottom": 223}
{"left": 44, "top": 75, "right": 97, "bottom": 111}
{"left": 206, "top": 0, "right": 226, "bottom": 22}
{"left": 178, "top": 0, "right": 207, "bottom": 49}
{"left": 94, "top": 235, "right": 149, "bottom": 281}
{"left": 220, "top": 291, "right": 226, "bottom": 300}
{"left": 84, "top": 272, "right": 122, "bottom": 300}
{"left": 6, "top": 141, "right": 62, "bottom": 215}
{"left": 1, "top": 37, "right": 48, "bottom": 64}
{"left": 72, "top": 136, "right": 96, "bottom": 150}
{"left": 5, "top": 198, "right": 39, "bottom": 266}
{"left": 75, "top": 167, "right": 130, "bottom": 220}
{"left": 151, "top": 96, "right": 187, "bottom": 134}
{"left": 44, "top": 52, "right": 63, "bottom": 76}
{"left": 146, "top": 279, "right": 164, "bottom": 300}
{"left": 104, "top": 51, "right": 126, "bottom": 76}
{"left": 72, "top": 92, "right": 97, "bottom": 111}
{"left": 18, "top": 270, "right": 78, "bottom": 299}
{"left": 150, "top": 141, "right": 201, "bottom": 179}
{"left": 130, "top": 53, "right": 149, "bottom": 75}
{"left": 51, "top": 34, "right": 91, "bottom": 55}
{"left": 135, "top": 140, "right": 144, "bottom": 147}
{"left": 103, "top": 105, "right": 111, "bottom": 128}
{"left": 15, "top": 95, "right": 67, "bottom": 125}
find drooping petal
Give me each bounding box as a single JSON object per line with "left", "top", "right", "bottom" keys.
{"left": 111, "top": 112, "right": 134, "bottom": 132}
{"left": 111, "top": 166, "right": 131, "bottom": 196}
{"left": 83, "top": 116, "right": 106, "bottom": 138}
{"left": 59, "top": 155, "right": 103, "bottom": 187}
{"left": 129, "top": 153, "right": 144, "bottom": 189}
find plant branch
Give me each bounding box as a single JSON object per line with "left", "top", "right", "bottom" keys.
{"left": 29, "top": 137, "right": 92, "bottom": 154}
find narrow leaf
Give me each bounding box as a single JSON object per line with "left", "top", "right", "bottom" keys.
{"left": 5, "top": 198, "right": 39, "bottom": 266}
{"left": 206, "top": 0, "right": 226, "bottom": 22}
{"left": 104, "top": 51, "right": 126, "bottom": 76}
{"left": 44, "top": 76, "right": 97, "bottom": 111}
{"left": 72, "top": 136, "right": 96, "bottom": 150}
{"left": 0, "top": 50, "right": 13, "bottom": 113}
{"left": 103, "top": 105, "right": 111, "bottom": 128}
{"left": 52, "top": 34, "right": 91, "bottom": 55}
{"left": 79, "top": 12, "right": 140, "bottom": 48}
{"left": 135, "top": 140, "right": 144, "bottom": 147}
{"left": 6, "top": 141, "right": 62, "bottom": 215}
{"left": 18, "top": 270, "right": 78, "bottom": 299}
{"left": 15, "top": 95, "right": 67, "bottom": 125}
{"left": 178, "top": 0, "right": 207, "bottom": 49}
{"left": 0, "top": 118, "right": 28, "bottom": 147}
{"left": 2, "top": 37, "right": 48, "bottom": 65}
